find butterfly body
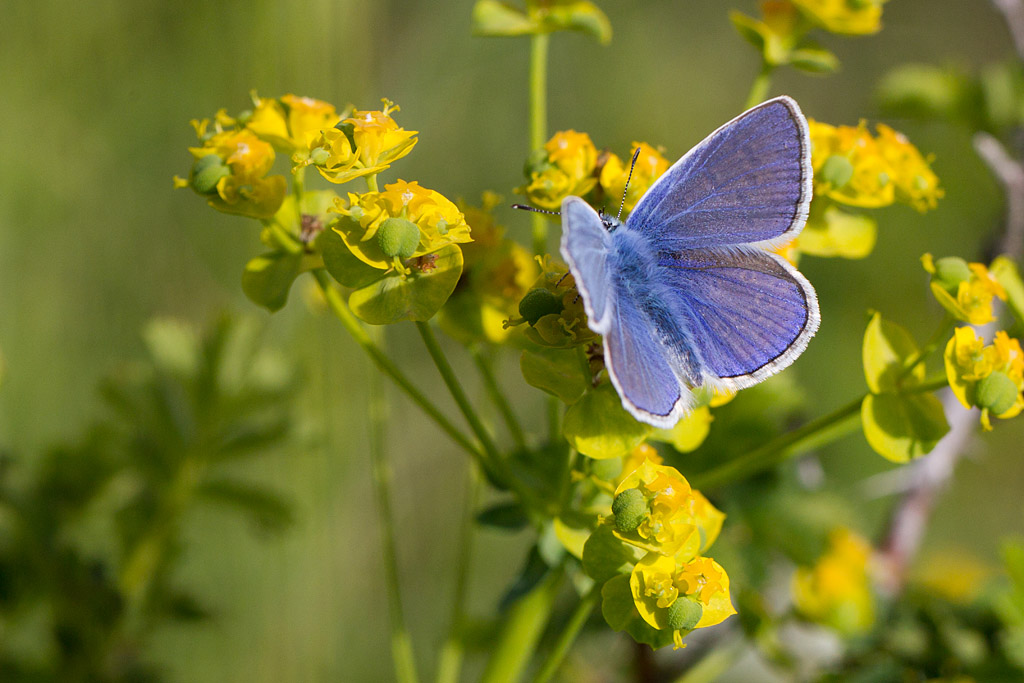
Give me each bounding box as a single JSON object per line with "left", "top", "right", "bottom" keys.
{"left": 560, "top": 96, "right": 820, "bottom": 428}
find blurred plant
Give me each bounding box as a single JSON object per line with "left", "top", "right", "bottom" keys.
{"left": 166, "top": 1, "right": 1024, "bottom": 681}
{"left": 0, "top": 316, "right": 296, "bottom": 682}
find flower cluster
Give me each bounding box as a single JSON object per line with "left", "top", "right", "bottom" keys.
{"left": 792, "top": 527, "right": 876, "bottom": 635}
{"left": 923, "top": 254, "right": 1007, "bottom": 325}
{"left": 945, "top": 327, "right": 1024, "bottom": 430}
{"left": 790, "top": 0, "right": 886, "bottom": 36}
{"left": 789, "top": 120, "right": 942, "bottom": 261}
{"left": 517, "top": 131, "right": 669, "bottom": 215}
{"left": 612, "top": 460, "right": 735, "bottom": 647}
{"left": 177, "top": 93, "right": 472, "bottom": 322}
{"left": 809, "top": 120, "right": 943, "bottom": 212}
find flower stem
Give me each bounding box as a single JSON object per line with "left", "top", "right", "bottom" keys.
{"left": 367, "top": 333, "right": 420, "bottom": 683}
{"left": 745, "top": 63, "right": 775, "bottom": 109}
{"left": 530, "top": 584, "right": 601, "bottom": 683}
{"left": 480, "top": 566, "right": 564, "bottom": 683}
{"left": 897, "top": 314, "right": 955, "bottom": 385}
{"left": 435, "top": 462, "right": 481, "bottom": 683}
{"left": 416, "top": 322, "right": 501, "bottom": 464}
{"left": 312, "top": 270, "right": 483, "bottom": 460}
{"left": 470, "top": 346, "right": 528, "bottom": 450}
{"left": 530, "top": 33, "right": 550, "bottom": 256}
{"left": 692, "top": 393, "right": 863, "bottom": 491}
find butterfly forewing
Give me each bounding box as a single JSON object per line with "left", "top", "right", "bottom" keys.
{"left": 560, "top": 196, "right": 615, "bottom": 332}
{"left": 626, "top": 97, "right": 812, "bottom": 251}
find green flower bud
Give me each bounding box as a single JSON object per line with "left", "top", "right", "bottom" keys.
{"left": 931, "top": 256, "right": 972, "bottom": 292}
{"left": 518, "top": 288, "right": 563, "bottom": 326}
{"left": 377, "top": 217, "right": 421, "bottom": 259}
{"left": 191, "top": 154, "right": 231, "bottom": 194}
{"left": 819, "top": 154, "right": 854, "bottom": 189}
{"left": 310, "top": 146, "right": 331, "bottom": 167}
{"left": 611, "top": 488, "right": 647, "bottom": 533}
{"left": 666, "top": 596, "right": 703, "bottom": 632}
{"left": 975, "top": 370, "right": 1019, "bottom": 415}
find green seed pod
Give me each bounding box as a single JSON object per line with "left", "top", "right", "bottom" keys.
{"left": 518, "top": 288, "right": 563, "bottom": 326}
{"left": 819, "top": 154, "right": 854, "bottom": 189}
{"left": 611, "top": 488, "right": 647, "bottom": 533}
{"left": 377, "top": 217, "right": 421, "bottom": 259}
{"left": 666, "top": 596, "right": 703, "bottom": 632}
{"left": 975, "top": 370, "right": 1019, "bottom": 415}
{"left": 931, "top": 256, "right": 972, "bottom": 292}
{"left": 310, "top": 146, "right": 331, "bottom": 167}
{"left": 191, "top": 154, "right": 231, "bottom": 194}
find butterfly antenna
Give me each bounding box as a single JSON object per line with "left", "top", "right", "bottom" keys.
{"left": 511, "top": 203, "right": 560, "bottom": 216}
{"left": 616, "top": 147, "right": 642, "bottom": 222}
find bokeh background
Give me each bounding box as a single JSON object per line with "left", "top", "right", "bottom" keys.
{"left": 1, "top": 0, "right": 1022, "bottom": 680}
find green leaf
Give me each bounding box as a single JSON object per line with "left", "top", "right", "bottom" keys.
{"left": 348, "top": 244, "right": 464, "bottom": 325}
{"left": 471, "top": 0, "right": 538, "bottom": 37}
{"left": 520, "top": 347, "right": 589, "bottom": 404}
{"left": 980, "top": 61, "right": 1024, "bottom": 132}
{"left": 877, "top": 64, "right": 974, "bottom": 123}
{"left": 545, "top": 1, "right": 612, "bottom": 45}
{"left": 563, "top": 384, "right": 653, "bottom": 459}
{"left": 862, "top": 312, "right": 923, "bottom": 393}
{"left": 600, "top": 574, "right": 675, "bottom": 649}
{"left": 797, "top": 205, "right": 876, "bottom": 258}
{"left": 861, "top": 392, "right": 949, "bottom": 463}
{"left": 197, "top": 478, "right": 293, "bottom": 532}
{"left": 992, "top": 256, "right": 1024, "bottom": 332}
{"left": 729, "top": 11, "right": 767, "bottom": 52}
{"left": 476, "top": 500, "right": 529, "bottom": 530}
{"left": 789, "top": 46, "right": 839, "bottom": 74}
{"left": 318, "top": 228, "right": 383, "bottom": 289}
{"left": 241, "top": 252, "right": 303, "bottom": 312}
{"left": 582, "top": 524, "right": 637, "bottom": 583}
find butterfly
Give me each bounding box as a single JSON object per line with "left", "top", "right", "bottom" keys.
{"left": 560, "top": 96, "right": 820, "bottom": 429}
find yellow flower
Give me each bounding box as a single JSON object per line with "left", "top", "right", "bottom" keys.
{"left": 246, "top": 93, "right": 341, "bottom": 150}
{"left": 182, "top": 129, "right": 286, "bottom": 219}
{"left": 518, "top": 130, "right": 598, "bottom": 210}
{"left": 927, "top": 259, "right": 1007, "bottom": 325}
{"left": 332, "top": 180, "right": 471, "bottom": 270}
{"left": 616, "top": 443, "right": 663, "bottom": 485}
{"left": 792, "top": 528, "right": 875, "bottom": 635}
{"left": 808, "top": 119, "right": 941, "bottom": 213}
{"left": 515, "top": 260, "right": 600, "bottom": 348}
{"left": 875, "top": 124, "right": 944, "bottom": 212}
{"left": 630, "top": 552, "right": 736, "bottom": 647}
{"left": 438, "top": 193, "right": 540, "bottom": 343}
{"left": 612, "top": 460, "right": 724, "bottom": 558}
{"left": 791, "top": 0, "right": 886, "bottom": 35}
{"left": 599, "top": 142, "right": 670, "bottom": 215}
{"left": 305, "top": 102, "right": 418, "bottom": 186}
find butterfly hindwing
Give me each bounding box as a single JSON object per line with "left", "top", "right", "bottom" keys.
{"left": 657, "top": 247, "right": 819, "bottom": 389}
{"left": 626, "top": 96, "right": 812, "bottom": 251}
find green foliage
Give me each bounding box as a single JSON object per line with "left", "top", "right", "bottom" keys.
{"left": 0, "top": 316, "right": 296, "bottom": 682}
{"left": 347, "top": 244, "right": 464, "bottom": 325}
{"left": 562, "top": 384, "right": 652, "bottom": 460}
{"left": 472, "top": 0, "right": 612, "bottom": 45}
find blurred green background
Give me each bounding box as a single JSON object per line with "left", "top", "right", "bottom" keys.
{"left": 1, "top": 0, "right": 1023, "bottom": 680}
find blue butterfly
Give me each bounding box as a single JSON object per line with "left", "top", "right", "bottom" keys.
{"left": 560, "top": 96, "right": 820, "bottom": 428}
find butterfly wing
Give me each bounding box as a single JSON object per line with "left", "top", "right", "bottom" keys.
{"left": 655, "top": 247, "right": 819, "bottom": 390}
{"left": 626, "top": 96, "right": 812, "bottom": 251}
{"left": 560, "top": 196, "right": 615, "bottom": 333}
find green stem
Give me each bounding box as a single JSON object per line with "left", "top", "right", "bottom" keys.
{"left": 897, "top": 315, "right": 955, "bottom": 385}
{"left": 416, "top": 322, "right": 501, "bottom": 464}
{"left": 312, "top": 270, "right": 482, "bottom": 459}
{"left": 367, "top": 335, "right": 420, "bottom": 683}
{"left": 367, "top": 173, "right": 380, "bottom": 193}
{"left": 692, "top": 375, "right": 953, "bottom": 492}
{"left": 530, "top": 584, "right": 600, "bottom": 683}
{"left": 530, "top": 33, "right": 550, "bottom": 256}
{"left": 691, "top": 393, "right": 863, "bottom": 491}
{"left": 745, "top": 63, "right": 775, "bottom": 109}
{"left": 480, "top": 566, "right": 564, "bottom": 683}
{"left": 435, "top": 463, "right": 481, "bottom": 683}
{"left": 470, "top": 346, "right": 528, "bottom": 450}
